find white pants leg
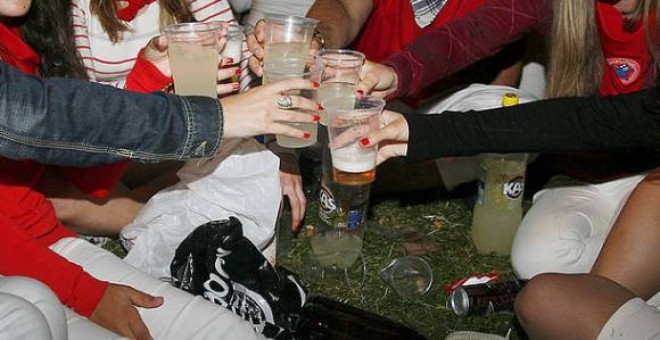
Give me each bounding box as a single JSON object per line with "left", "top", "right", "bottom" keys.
{"left": 0, "top": 277, "right": 66, "bottom": 340}
{"left": 49, "top": 237, "right": 264, "bottom": 340}
{"left": 597, "top": 294, "right": 660, "bottom": 340}
{"left": 63, "top": 307, "right": 125, "bottom": 340}
{"left": 511, "top": 174, "right": 646, "bottom": 279}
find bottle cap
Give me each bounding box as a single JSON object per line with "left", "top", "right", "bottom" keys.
{"left": 501, "top": 93, "right": 519, "bottom": 107}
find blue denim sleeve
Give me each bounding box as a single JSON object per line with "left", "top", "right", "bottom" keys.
{"left": 0, "top": 62, "right": 223, "bottom": 166}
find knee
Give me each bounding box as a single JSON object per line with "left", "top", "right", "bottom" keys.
{"left": 0, "top": 292, "right": 52, "bottom": 339}
{"left": 0, "top": 277, "right": 59, "bottom": 307}
{"left": 515, "top": 273, "right": 564, "bottom": 328}
{"left": 512, "top": 210, "right": 600, "bottom": 279}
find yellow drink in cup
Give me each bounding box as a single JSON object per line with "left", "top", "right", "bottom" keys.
{"left": 164, "top": 22, "right": 221, "bottom": 98}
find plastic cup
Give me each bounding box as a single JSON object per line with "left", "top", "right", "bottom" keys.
{"left": 263, "top": 60, "right": 320, "bottom": 148}
{"left": 379, "top": 256, "right": 433, "bottom": 299}
{"left": 323, "top": 95, "right": 385, "bottom": 186}
{"left": 317, "top": 50, "right": 365, "bottom": 125}
{"left": 164, "top": 22, "right": 221, "bottom": 98}
{"left": 262, "top": 13, "right": 319, "bottom": 75}
{"left": 222, "top": 23, "right": 244, "bottom": 65}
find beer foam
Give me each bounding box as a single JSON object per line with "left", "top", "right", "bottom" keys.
{"left": 332, "top": 147, "right": 376, "bottom": 173}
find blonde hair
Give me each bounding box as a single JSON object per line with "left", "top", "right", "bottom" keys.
{"left": 89, "top": 0, "right": 194, "bottom": 42}
{"left": 547, "top": 0, "right": 660, "bottom": 98}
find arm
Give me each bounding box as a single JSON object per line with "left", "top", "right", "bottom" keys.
{"left": 383, "top": 0, "right": 546, "bottom": 98}
{"left": 305, "top": 0, "right": 373, "bottom": 49}
{"left": 0, "top": 62, "right": 222, "bottom": 166}
{"left": 406, "top": 87, "right": 660, "bottom": 162}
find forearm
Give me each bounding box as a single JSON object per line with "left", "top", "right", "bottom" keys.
{"left": 406, "top": 87, "right": 660, "bottom": 162}
{"left": 306, "top": 0, "right": 372, "bottom": 48}
{"left": 0, "top": 63, "right": 222, "bottom": 166}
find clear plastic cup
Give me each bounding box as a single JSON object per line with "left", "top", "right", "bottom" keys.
{"left": 379, "top": 256, "right": 433, "bottom": 299}
{"left": 316, "top": 50, "right": 365, "bottom": 125}
{"left": 262, "top": 13, "right": 318, "bottom": 75}
{"left": 164, "top": 22, "right": 221, "bottom": 98}
{"left": 323, "top": 95, "right": 385, "bottom": 186}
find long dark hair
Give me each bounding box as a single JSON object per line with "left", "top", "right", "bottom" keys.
{"left": 20, "top": 0, "right": 88, "bottom": 79}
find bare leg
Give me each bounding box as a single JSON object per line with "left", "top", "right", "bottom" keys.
{"left": 515, "top": 273, "right": 634, "bottom": 339}
{"left": 40, "top": 173, "right": 144, "bottom": 236}
{"left": 591, "top": 167, "right": 660, "bottom": 299}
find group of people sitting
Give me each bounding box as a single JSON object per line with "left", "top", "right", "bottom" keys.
{"left": 0, "top": 0, "right": 658, "bottom": 339}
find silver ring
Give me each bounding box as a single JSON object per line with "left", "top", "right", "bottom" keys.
{"left": 277, "top": 96, "right": 294, "bottom": 110}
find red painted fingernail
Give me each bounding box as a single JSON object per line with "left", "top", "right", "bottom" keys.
{"left": 356, "top": 90, "right": 364, "bottom": 97}
{"left": 312, "top": 81, "right": 320, "bottom": 88}
{"left": 303, "top": 132, "right": 311, "bottom": 139}
{"left": 359, "top": 137, "right": 370, "bottom": 146}
{"left": 317, "top": 103, "right": 324, "bottom": 110}
{"left": 224, "top": 57, "right": 234, "bottom": 65}
{"left": 235, "top": 68, "right": 242, "bottom": 75}
{"left": 312, "top": 114, "right": 321, "bottom": 122}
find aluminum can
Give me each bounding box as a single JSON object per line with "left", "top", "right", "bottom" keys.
{"left": 448, "top": 279, "right": 526, "bottom": 316}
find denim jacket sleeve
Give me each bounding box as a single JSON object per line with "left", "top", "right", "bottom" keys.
{"left": 0, "top": 62, "right": 223, "bottom": 166}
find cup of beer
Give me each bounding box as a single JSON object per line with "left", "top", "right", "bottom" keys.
{"left": 262, "top": 13, "right": 319, "bottom": 75}
{"left": 263, "top": 60, "right": 321, "bottom": 148}
{"left": 163, "top": 22, "right": 222, "bottom": 98}
{"left": 323, "top": 95, "right": 385, "bottom": 185}
{"left": 316, "top": 49, "right": 365, "bottom": 126}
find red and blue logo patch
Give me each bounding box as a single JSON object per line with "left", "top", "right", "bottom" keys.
{"left": 607, "top": 58, "right": 640, "bottom": 85}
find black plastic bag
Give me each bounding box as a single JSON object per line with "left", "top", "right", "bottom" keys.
{"left": 170, "top": 217, "right": 305, "bottom": 338}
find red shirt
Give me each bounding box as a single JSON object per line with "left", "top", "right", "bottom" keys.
{"left": 597, "top": 1, "right": 653, "bottom": 96}
{"left": 0, "top": 23, "right": 121, "bottom": 317}
{"left": 0, "top": 21, "right": 173, "bottom": 316}
{"left": 384, "top": 0, "right": 658, "bottom": 98}
{"left": 353, "top": 0, "right": 525, "bottom": 106}
{"left": 383, "top": 0, "right": 658, "bottom": 181}
{"left": 352, "top": 0, "right": 486, "bottom": 63}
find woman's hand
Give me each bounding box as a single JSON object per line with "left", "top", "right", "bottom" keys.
{"left": 359, "top": 110, "right": 409, "bottom": 164}
{"left": 141, "top": 35, "right": 171, "bottom": 76}
{"left": 246, "top": 21, "right": 266, "bottom": 77}
{"left": 278, "top": 153, "right": 306, "bottom": 232}
{"left": 220, "top": 78, "right": 321, "bottom": 139}
{"left": 90, "top": 283, "right": 163, "bottom": 340}
{"left": 356, "top": 60, "right": 398, "bottom": 98}
{"left": 141, "top": 35, "right": 239, "bottom": 96}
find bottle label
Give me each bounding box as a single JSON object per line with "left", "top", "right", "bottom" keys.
{"left": 346, "top": 206, "right": 365, "bottom": 230}
{"left": 319, "top": 184, "right": 337, "bottom": 223}
{"left": 503, "top": 175, "right": 524, "bottom": 200}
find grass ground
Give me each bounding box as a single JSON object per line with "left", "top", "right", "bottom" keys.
{"left": 103, "top": 160, "right": 528, "bottom": 340}
{"left": 277, "top": 184, "right": 520, "bottom": 340}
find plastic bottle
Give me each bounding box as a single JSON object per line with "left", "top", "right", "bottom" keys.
{"left": 315, "top": 127, "right": 369, "bottom": 268}
{"left": 470, "top": 93, "right": 527, "bottom": 255}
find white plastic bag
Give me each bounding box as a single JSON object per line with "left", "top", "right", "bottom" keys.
{"left": 121, "top": 139, "right": 281, "bottom": 280}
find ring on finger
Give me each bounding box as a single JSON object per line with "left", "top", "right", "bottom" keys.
{"left": 277, "top": 96, "right": 294, "bottom": 110}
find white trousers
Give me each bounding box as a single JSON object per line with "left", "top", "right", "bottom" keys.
{"left": 0, "top": 238, "right": 263, "bottom": 340}
{"left": 511, "top": 174, "right": 646, "bottom": 279}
